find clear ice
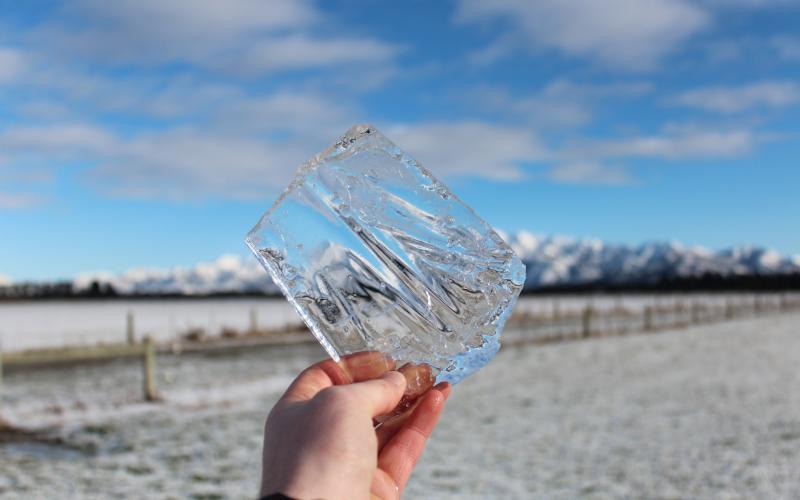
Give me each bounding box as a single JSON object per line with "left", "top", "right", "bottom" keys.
{"left": 245, "top": 124, "right": 526, "bottom": 384}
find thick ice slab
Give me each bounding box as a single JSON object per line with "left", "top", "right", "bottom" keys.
{"left": 246, "top": 125, "right": 525, "bottom": 384}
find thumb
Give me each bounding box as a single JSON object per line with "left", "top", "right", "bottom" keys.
{"left": 349, "top": 371, "right": 407, "bottom": 418}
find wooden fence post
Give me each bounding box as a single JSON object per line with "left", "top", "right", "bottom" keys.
{"left": 725, "top": 299, "right": 734, "bottom": 320}
{"left": 691, "top": 302, "right": 701, "bottom": 324}
{"left": 674, "top": 301, "right": 684, "bottom": 328}
{"left": 0, "top": 340, "right": 9, "bottom": 431}
{"left": 142, "top": 336, "right": 157, "bottom": 402}
{"left": 0, "top": 340, "right": 3, "bottom": 420}
{"left": 126, "top": 311, "right": 136, "bottom": 345}
{"left": 644, "top": 306, "right": 653, "bottom": 331}
{"left": 249, "top": 307, "right": 258, "bottom": 334}
{"left": 582, "top": 306, "right": 593, "bottom": 338}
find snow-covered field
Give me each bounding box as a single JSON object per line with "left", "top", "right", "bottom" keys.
{"left": 2, "top": 312, "right": 799, "bottom": 499}
{"left": 1, "top": 293, "right": 792, "bottom": 352}
{"left": 0, "top": 298, "right": 301, "bottom": 351}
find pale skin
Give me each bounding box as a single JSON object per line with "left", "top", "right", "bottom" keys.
{"left": 260, "top": 352, "right": 451, "bottom": 500}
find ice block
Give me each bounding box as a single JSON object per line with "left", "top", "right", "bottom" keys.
{"left": 245, "top": 124, "right": 525, "bottom": 384}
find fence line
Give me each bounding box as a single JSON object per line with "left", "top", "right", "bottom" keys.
{"left": 503, "top": 293, "right": 800, "bottom": 346}
{"left": 0, "top": 294, "right": 798, "bottom": 406}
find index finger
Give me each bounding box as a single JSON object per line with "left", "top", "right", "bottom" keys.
{"left": 281, "top": 351, "right": 397, "bottom": 403}
{"left": 377, "top": 386, "right": 448, "bottom": 493}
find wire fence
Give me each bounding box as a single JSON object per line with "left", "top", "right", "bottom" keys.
{"left": 503, "top": 293, "right": 800, "bottom": 346}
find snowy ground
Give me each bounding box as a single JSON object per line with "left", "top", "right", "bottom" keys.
{"left": 1, "top": 312, "right": 799, "bottom": 499}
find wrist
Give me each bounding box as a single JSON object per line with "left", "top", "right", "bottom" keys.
{"left": 262, "top": 464, "right": 369, "bottom": 500}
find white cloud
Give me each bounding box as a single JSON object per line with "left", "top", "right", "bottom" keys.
{"left": 0, "top": 192, "right": 45, "bottom": 209}
{"left": 227, "top": 35, "right": 401, "bottom": 74}
{"left": 700, "top": 0, "right": 800, "bottom": 6}
{"left": 0, "top": 123, "right": 117, "bottom": 157}
{"left": 0, "top": 164, "right": 53, "bottom": 182}
{"left": 548, "top": 162, "right": 633, "bottom": 185}
{"left": 576, "top": 128, "right": 756, "bottom": 159}
{"left": 0, "top": 71, "right": 359, "bottom": 200}
{"left": 547, "top": 123, "right": 760, "bottom": 175}
{"left": 0, "top": 273, "right": 11, "bottom": 285}
{"left": 455, "top": 0, "right": 708, "bottom": 70}
{"left": 471, "top": 79, "right": 652, "bottom": 129}
{"left": 74, "top": 0, "right": 317, "bottom": 33}
{"left": 545, "top": 124, "right": 763, "bottom": 186}
{"left": 0, "top": 165, "right": 51, "bottom": 210}
{"left": 386, "top": 122, "right": 546, "bottom": 180}
{"left": 0, "top": 1, "right": 787, "bottom": 204}
{"left": 19, "top": 64, "right": 247, "bottom": 120}
{"left": 44, "top": 0, "right": 317, "bottom": 61}
{"left": 702, "top": 39, "right": 745, "bottom": 65}
{"left": 465, "top": 86, "right": 590, "bottom": 129}
{"left": 97, "top": 121, "right": 547, "bottom": 197}
{"left": 0, "top": 117, "right": 545, "bottom": 200}
{"left": 0, "top": 47, "right": 24, "bottom": 83}
{"left": 88, "top": 129, "right": 308, "bottom": 199}
{"left": 673, "top": 81, "right": 800, "bottom": 113}
{"left": 0, "top": 119, "right": 546, "bottom": 200}
{"left": 0, "top": 115, "right": 761, "bottom": 201}
{"left": 541, "top": 79, "right": 654, "bottom": 101}
{"left": 34, "top": 0, "right": 399, "bottom": 75}
{"left": 466, "top": 35, "right": 517, "bottom": 67}
{"left": 212, "top": 92, "right": 355, "bottom": 139}
{"left": 772, "top": 35, "right": 800, "bottom": 60}
{"left": 697, "top": 34, "right": 800, "bottom": 67}
{"left": 0, "top": 122, "right": 288, "bottom": 199}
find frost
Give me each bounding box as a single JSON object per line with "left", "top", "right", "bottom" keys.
{"left": 246, "top": 124, "right": 525, "bottom": 384}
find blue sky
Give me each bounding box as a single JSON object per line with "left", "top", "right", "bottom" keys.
{"left": 1, "top": 0, "right": 799, "bottom": 281}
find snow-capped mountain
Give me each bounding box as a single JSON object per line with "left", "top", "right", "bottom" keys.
{"left": 74, "top": 255, "right": 279, "bottom": 295}
{"left": 58, "top": 231, "right": 800, "bottom": 295}
{"left": 502, "top": 231, "right": 800, "bottom": 289}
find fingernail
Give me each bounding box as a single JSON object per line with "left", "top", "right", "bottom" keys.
{"left": 433, "top": 381, "right": 451, "bottom": 400}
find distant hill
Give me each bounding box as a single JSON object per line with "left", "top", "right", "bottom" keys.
{"left": 2, "top": 232, "right": 799, "bottom": 300}
{"left": 503, "top": 231, "right": 800, "bottom": 291}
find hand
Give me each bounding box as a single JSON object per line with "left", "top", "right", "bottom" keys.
{"left": 260, "top": 351, "right": 451, "bottom": 500}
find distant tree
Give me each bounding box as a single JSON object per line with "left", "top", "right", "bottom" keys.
{"left": 101, "top": 282, "right": 117, "bottom": 297}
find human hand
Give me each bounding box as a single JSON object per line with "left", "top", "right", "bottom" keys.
{"left": 260, "top": 352, "right": 450, "bottom": 500}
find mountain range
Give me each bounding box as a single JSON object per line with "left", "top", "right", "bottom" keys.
{"left": 502, "top": 231, "right": 800, "bottom": 289}
{"left": 60, "top": 231, "right": 800, "bottom": 296}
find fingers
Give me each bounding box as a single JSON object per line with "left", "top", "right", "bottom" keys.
{"left": 280, "top": 360, "right": 340, "bottom": 402}
{"left": 371, "top": 469, "right": 400, "bottom": 500}
{"left": 393, "top": 363, "right": 436, "bottom": 414}
{"left": 434, "top": 381, "right": 452, "bottom": 400}
{"left": 377, "top": 385, "right": 448, "bottom": 494}
{"left": 339, "top": 351, "right": 397, "bottom": 383}
{"left": 376, "top": 382, "right": 450, "bottom": 450}
{"left": 373, "top": 362, "right": 436, "bottom": 426}
{"left": 376, "top": 398, "right": 421, "bottom": 450}
{"left": 398, "top": 363, "right": 435, "bottom": 398}
{"left": 281, "top": 352, "right": 396, "bottom": 403}
{"left": 348, "top": 371, "right": 407, "bottom": 418}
